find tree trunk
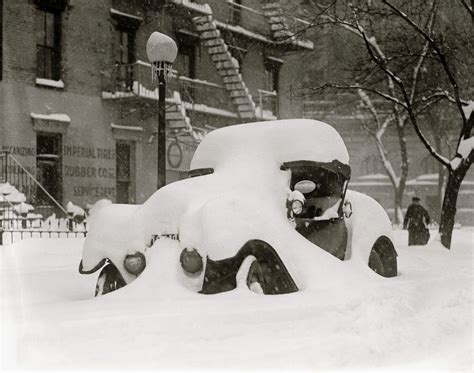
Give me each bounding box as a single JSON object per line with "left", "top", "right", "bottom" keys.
{"left": 439, "top": 162, "right": 470, "bottom": 249}
{"left": 434, "top": 135, "right": 446, "bottom": 221}
{"left": 439, "top": 112, "right": 474, "bottom": 249}
{"left": 394, "top": 189, "right": 404, "bottom": 225}
{"left": 395, "top": 118, "right": 409, "bottom": 225}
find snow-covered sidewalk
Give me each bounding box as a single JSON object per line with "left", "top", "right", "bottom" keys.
{"left": 1, "top": 229, "right": 472, "bottom": 370}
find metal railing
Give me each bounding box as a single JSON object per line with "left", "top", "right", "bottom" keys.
{"left": 102, "top": 61, "right": 235, "bottom": 113}
{"left": 284, "top": 16, "right": 310, "bottom": 41}
{"left": 173, "top": 76, "right": 235, "bottom": 113}
{"left": 226, "top": 1, "right": 269, "bottom": 36}
{"left": 102, "top": 61, "right": 155, "bottom": 96}
{"left": 0, "top": 151, "right": 67, "bottom": 216}
{"left": 0, "top": 214, "right": 87, "bottom": 245}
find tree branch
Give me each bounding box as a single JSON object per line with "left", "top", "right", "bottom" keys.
{"left": 382, "top": 0, "right": 467, "bottom": 125}
{"left": 309, "top": 83, "right": 407, "bottom": 109}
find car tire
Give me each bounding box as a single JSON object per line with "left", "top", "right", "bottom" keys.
{"left": 247, "top": 259, "right": 265, "bottom": 294}
{"left": 236, "top": 256, "right": 265, "bottom": 294}
{"left": 368, "top": 250, "right": 384, "bottom": 275}
{"left": 368, "top": 236, "right": 398, "bottom": 278}
{"left": 95, "top": 264, "right": 127, "bottom": 296}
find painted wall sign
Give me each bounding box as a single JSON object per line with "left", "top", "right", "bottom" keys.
{"left": 62, "top": 145, "right": 116, "bottom": 160}
{"left": 73, "top": 185, "right": 116, "bottom": 198}
{"left": 63, "top": 165, "right": 115, "bottom": 179}
{"left": 1, "top": 146, "right": 36, "bottom": 156}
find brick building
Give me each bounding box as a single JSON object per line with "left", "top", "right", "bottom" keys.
{"left": 0, "top": 0, "right": 312, "bottom": 212}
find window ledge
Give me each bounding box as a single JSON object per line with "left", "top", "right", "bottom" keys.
{"left": 31, "top": 112, "right": 70, "bottom": 134}
{"left": 35, "top": 78, "right": 65, "bottom": 89}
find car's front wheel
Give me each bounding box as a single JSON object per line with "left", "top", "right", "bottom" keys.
{"left": 95, "top": 264, "right": 127, "bottom": 296}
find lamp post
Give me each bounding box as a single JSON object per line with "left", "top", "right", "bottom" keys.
{"left": 146, "top": 32, "right": 178, "bottom": 189}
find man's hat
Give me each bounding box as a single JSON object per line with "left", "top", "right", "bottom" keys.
{"left": 412, "top": 196, "right": 420, "bottom": 202}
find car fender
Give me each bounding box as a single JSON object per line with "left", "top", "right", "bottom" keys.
{"left": 344, "top": 190, "right": 395, "bottom": 266}
{"left": 80, "top": 203, "right": 145, "bottom": 284}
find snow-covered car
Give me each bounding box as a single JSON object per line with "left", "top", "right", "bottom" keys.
{"left": 79, "top": 119, "right": 397, "bottom": 296}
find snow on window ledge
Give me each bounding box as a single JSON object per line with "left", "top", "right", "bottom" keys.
{"left": 110, "top": 123, "right": 145, "bottom": 132}
{"left": 35, "top": 78, "right": 65, "bottom": 89}
{"left": 110, "top": 8, "right": 143, "bottom": 21}
{"left": 31, "top": 112, "right": 71, "bottom": 123}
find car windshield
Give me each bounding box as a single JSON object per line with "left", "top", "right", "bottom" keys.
{"left": 283, "top": 160, "right": 350, "bottom": 199}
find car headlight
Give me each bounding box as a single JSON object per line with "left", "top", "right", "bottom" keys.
{"left": 124, "top": 252, "right": 146, "bottom": 275}
{"left": 180, "top": 249, "right": 203, "bottom": 274}
{"left": 291, "top": 200, "right": 304, "bottom": 215}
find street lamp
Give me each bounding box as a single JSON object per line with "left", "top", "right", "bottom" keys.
{"left": 146, "top": 31, "right": 178, "bottom": 189}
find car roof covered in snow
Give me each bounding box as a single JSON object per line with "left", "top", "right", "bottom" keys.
{"left": 190, "top": 119, "right": 350, "bottom": 171}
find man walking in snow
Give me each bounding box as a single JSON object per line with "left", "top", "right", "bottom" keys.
{"left": 403, "top": 197, "right": 430, "bottom": 246}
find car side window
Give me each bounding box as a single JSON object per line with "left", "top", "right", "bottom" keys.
{"left": 188, "top": 168, "right": 214, "bottom": 178}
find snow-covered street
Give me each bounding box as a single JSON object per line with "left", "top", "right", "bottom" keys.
{"left": 1, "top": 229, "right": 472, "bottom": 370}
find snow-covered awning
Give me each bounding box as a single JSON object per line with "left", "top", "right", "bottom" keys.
{"left": 31, "top": 112, "right": 71, "bottom": 133}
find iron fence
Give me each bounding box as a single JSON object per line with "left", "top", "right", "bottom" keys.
{"left": 0, "top": 214, "right": 87, "bottom": 245}
{"left": 1, "top": 151, "right": 85, "bottom": 245}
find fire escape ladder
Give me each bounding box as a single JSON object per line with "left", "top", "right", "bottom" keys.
{"left": 167, "top": 91, "right": 192, "bottom": 132}
{"left": 262, "top": 2, "right": 294, "bottom": 42}
{"left": 192, "top": 15, "right": 257, "bottom": 120}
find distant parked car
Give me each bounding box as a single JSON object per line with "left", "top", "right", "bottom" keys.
{"left": 79, "top": 119, "right": 397, "bottom": 296}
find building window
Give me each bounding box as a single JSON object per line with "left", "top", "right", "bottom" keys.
{"left": 229, "top": 0, "right": 242, "bottom": 25}
{"left": 114, "top": 28, "right": 135, "bottom": 65}
{"left": 264, "top": 58, "right": 281, "bottom": 93}
{"left": 36, "top": 132, "right": 62, "bottom": 211}
{"left": 176, "top": 42, "right": 196, "bottom": 79}
{"left": 113, "top": 24, "right": 136, "bottom": 91}
{"left": 36, "top": 8, "right": 61, "bottom": 80}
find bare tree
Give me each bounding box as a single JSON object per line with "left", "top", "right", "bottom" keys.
{"left": 294, "top": 0, "right": 472, "bottom": 248}
{"left": 356, "top": 90, "right": 408, "bottom": 224}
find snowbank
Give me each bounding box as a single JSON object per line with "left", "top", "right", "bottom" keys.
{"left": 1, "top": 230, "right": 472, "bottom": 370}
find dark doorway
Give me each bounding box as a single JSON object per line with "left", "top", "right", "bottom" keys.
{"left": 36, "top": 132, "right": 62, "bottom": 209}
{"left": 116, "top": 141, "right": 135, "bottom": 204}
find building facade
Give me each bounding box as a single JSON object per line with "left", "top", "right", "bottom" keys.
{"left": 0, "top": 0, "right": 312, "bottom": 213}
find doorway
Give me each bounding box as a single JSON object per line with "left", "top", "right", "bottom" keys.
{"left": 116, "top": 141, "right": 135, "bottom": 204}
{"left": 36, "top": 132, "right": 62, "bottom": 209}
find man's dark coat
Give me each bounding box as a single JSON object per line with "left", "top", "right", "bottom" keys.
{"left": 403, "top": 203, "right": 430, "bottom": 246}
